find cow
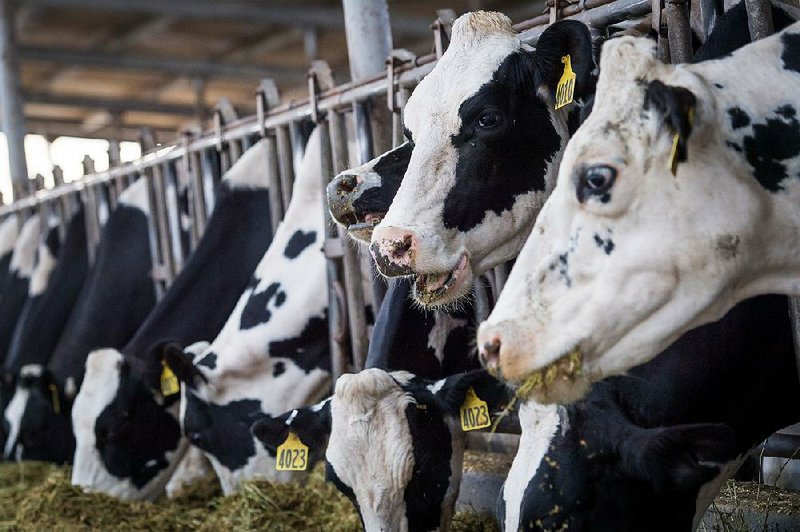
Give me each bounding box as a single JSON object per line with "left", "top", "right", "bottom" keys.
{"left": 4, "top": 178, "right": 157, "bottom": 463}
{"left": 327, "top": 142, "right": 412, "bottom": 244}
{"left": 477, "top": 20, "right": 800, "bottom": 404}
{"left": 252, "top": 368, "right": 510, "bottom": 532}
{"left": 71, "top": 138, "right": 276, "bottom": 501}
{"left": 369, "top": 12, "right": 596, "bottom": 308}
{"left": 160, "top": 128, "right": 332, "bottom": 495}
{"left": 500, "top": 294, "right": 799, "bottom": 531}
{"left": 0, "top": 215, "right": 19, "bottom": 296}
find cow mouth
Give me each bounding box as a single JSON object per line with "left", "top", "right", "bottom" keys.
{"left": 413, "top": 254, "right": 470, "bottom": 307}
{"left": 347, "top": 212, "right": 384, "bottom": 242}
{"left": 495, "top": 348, "right": 585, "bottom": 403}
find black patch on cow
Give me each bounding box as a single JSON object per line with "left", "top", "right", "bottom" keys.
{"left": 777, "top": 105, "right": 797, "bottom": 119}
{"left": 16, "top": 379, "right": 75, "bottom": 464}
{"left": 443, "top": 51, "right": 562, "bottom": 232}
{"left": 742, "top": 106, "right": 800, "bottom": 192}
{"left": 351, "top": 142, "right": 413, "bottom": 220}
{"left": 782, "top": 32, "right": 800, "bottom": 75}
{"left": 197, "top": 353, "right": 217, "bottom": 370}
{"left": 403, "top": 395, "right": 453, "bottom": 532}
{"left": 728, "top": 107, "right": 750, "bottom": 129}
{"left": 183, "top": 394, "right": 263, "bottom": 471}
{"left": 268, "top": 315, "right": 330, "bottom": 373}
{"left": 95, "top": 368, "right": 182, "bottom": 489}
{"left": 644, "top": 81, "right": 697, "bottom": 167}
{"left": 726, "top": 141, "right": 743, "bottom": 153}
{"left": 284, "top": 230, "right": 317, "bottom": 259}
{"left": 593, "top": 234, "right": 615, "bottom": 255}
{"left": 327, "top": 462, "right": 365, "bottom": 528}
{"left": 240, "top": 282, "right": 286, "bottom": 330}
{"left": 272, "top": 361, "right": 285, "bottom": 377}
{"left": 714, "top": 83, "right": 724, "bottom": 89}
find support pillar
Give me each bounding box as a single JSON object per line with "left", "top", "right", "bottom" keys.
{"left": 0, "top": 0, "right": 29, "bottom": 201}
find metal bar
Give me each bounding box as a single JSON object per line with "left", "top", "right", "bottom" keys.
{"left": 17, "top": 0, "right": 434, "bottom": 36}
{"left": 275, "top": 125, "right": 295, "bottom": 210}
{"left": 149, "top": 164, "right": 176, "bottom": 285}
{"left": 665, "top": 0, "right": 692, "bottom": 63}
{"left": 744, "top": 0, "right": 774, "bottom": 41}
{"left": 319, "top": 118, "right": 349, "bottom": 383}
{"left": 264, "top": 137, "right": 284, "bottom": 234}
{"left": 162, "top": 162, "right": 185, "bottom": 273}
{"left": 517, "top": 0, "right": 652, "bottom": 41}
{"left": 0, "top": 0, "right": 30, "bottom": 200}
{"left": 19, "top": 45, "right": 303, "bottom": 80}
{"left": 142, "top": 173, "right": 165, "bottom": 301}
{"left": 342, "top": 0, "right": 392, "bottom": 81}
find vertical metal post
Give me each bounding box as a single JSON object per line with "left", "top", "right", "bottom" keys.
{"left": 162, "top": 162, "right": 185, "bottom": 273}
{"left": 0, "top": 0, "right": 29, "bottom": 200}
{"left": 665, "top": 0, "right": 693, "bottom": 63}
{"left": 257, "top": 79, "right": 284, "bottom": 233}
{"left": 275, "top": 125, "right": 295, "bottom": 211}
{"left": 108, "top": 139, "right": 121, "bottom": 167}
{"left": 744, "top": 0, "right": 773, "bottom": 41}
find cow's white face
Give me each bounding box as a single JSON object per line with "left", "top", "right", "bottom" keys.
{"left": 371, "top": 11, "right": 581, "bottom": 308}
{"left": 478, "top": 31, "right": 800, "bottom": 403}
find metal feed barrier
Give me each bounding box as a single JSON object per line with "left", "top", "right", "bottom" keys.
{"left": 0, "top": 0, "right": 797, "bottom": 460}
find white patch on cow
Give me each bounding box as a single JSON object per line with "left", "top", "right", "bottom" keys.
{"left": 0, "top": 215, "right": 19, "bottom": 260}
{"left": 427, "top": 312, "right": 468, "bottom": 363}
{"left": 65, "top": 376, "right": 76, "bottom": 399}
{"left": 311, "top": 396, "right": 332, "bottom": 412}
{"left": 326, "top": 369, "right": 416, "bottom": 532}
{"left": 117, "top": 177, "right": 151, "bottom": 214}
{"left": 285, "top": 409, "right": 299, "bottom": 426}
{"left": 479, "top": 22, "right": 800, "bottom": 403}
{"left": 28, "top": 231, "right": 58, "bottom": 297}
{"left": 694, "top": 455, "right": 746, "bottom": 530}
{"left": 502, "top": 401, "right": 561, "bottom": 531}
{"left": 426, "top": 378, "right": 447, "bottom": 395}
{"left": 166, "top": 444, "right": 212, "bottom": 499}
{"left": 3, "top": 382, "right": 31, "bottom": 459}
{"left": 9, "top": 215, "right": 42, "bottom": 279}
{"left": 181, "top": 129, "right": 331, "bottom": 494}
{"left": 222, "top": 139, "right": 271, "bottom": 190}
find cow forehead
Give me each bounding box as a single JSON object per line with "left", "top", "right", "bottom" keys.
{"left": 403, "top": 18, "right": 519, "bottom": 137}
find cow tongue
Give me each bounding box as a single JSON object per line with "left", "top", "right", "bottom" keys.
{"left": 416, "top": 271, "right": 450, "bottom": 293}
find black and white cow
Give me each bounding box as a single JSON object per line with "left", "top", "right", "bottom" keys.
{"left": 5, "top": 178, "right": 157, "bottom": 463}
{"left": 477, "top": 20, "right": 800, "bottom": 404}
{"left": 499, "top": 294, "right": 799, "bottom": 532}
{"left": 370, "top": 12, "right": 595, "bottom": 307}
{"left": 0, "top": 215, "right": 19, "bottom": 297}
{"left": 161, "top": 128, "right": 331, "bottom": 494}
{"left": 71, "top": 139, "right": 276, "bottom": 500}
{"left": 4, "top": 209, "right": 88, "bottom": 381}
{"left": 0, "top": 216, "right": 42, "bottom": 406}
{"left": 252, "top": 368, "right": 510, "bottom": 532}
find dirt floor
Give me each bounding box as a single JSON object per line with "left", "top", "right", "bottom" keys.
{"left": 0, "top": 461, "right": 499, "bottom": 531}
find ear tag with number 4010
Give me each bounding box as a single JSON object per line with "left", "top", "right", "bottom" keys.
{"left": 276, "top": 432, "right": 309, "bottom": 471}
{"left": 555, "top": 54, "right": 576, "bottom": 110}
{"left": 460, "top": 387, "right": 491, "bottom": 431}
{"left": 160, "top": 361, "right": 180, "bottom": 397}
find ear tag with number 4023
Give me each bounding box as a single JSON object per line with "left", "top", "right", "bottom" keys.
{"left": 276, "top": 432, "right": 309, "bottom": 471}
{"left": 460, "top": 387, "right": 491, "bottom": 431}
{"left": 555, "top": 54, "right": 576, "bottom": 110}
{"left": 160, "top": 360, "right": 180, "bottom": 397}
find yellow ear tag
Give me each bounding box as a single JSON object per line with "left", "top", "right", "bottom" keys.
{"left": 555, "top": 55, "right": 576, "bottom": 110}
{"left": 668, "top": 107, "right": 695, "bottom": 175}
{"left": 460, "top": 387, "right": 491, "bottom": 431}
{"left": 276, "top": 432, "right": 309, "bottom": 471}
{"left": 48, "top": 384, "right": 60, "bottom": 415}
{"left": 160, "top": 361, "right": 180, "bottom": 397}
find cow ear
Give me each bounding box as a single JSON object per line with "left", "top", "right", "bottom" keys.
{"left": 644, "top": 80, "right": 697, "bottom": 173}
{"left": 252, "top": 398, "right": 331, "bottom": 467}
{"left": 433, "top": 370, "right": 511, "bottom": 417}
{"left": 534, "top": 20, "right": 595, "bottom": 108}
{"left": 162, "top": 342, "right": 206, "bottom": 387}
{"left": 618, "top": 423, "right": 738, "bottom": 492}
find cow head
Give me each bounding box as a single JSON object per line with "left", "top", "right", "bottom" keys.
{"left": 71, "top": 346, "right": 185, "bottom": 500}
{"left": 327, "top": 142, "right": 412, "bottom": 244}
{"left": 370, "top": 12, "right": 594, "bottom": 307}
{"left": 476, "top": 32, "right": 800, "bottom": 403}
{"left": 3, "top": 364, "right": 74, "bottom": 463}
{"left": 253, "top": 368, "right": 509, "bottom": 531}
{"left": 165, "top": 338, "right": 330, "bottom": 495}
{"left": 500, "top": 400, "right": 739, "bottom": 531}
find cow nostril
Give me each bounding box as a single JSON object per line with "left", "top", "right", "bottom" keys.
{"left": 392, "top": 235, "right": 413, "bottom": 259}
{"left": 482, "top": 338, "right": 501, "bottom": 362}
{"left": 337, "top": 174, "right": 358, "bottom": 194}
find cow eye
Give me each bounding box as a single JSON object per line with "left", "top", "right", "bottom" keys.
{"left": 477, "top": 110, "right": 501, "bottom": 129}
{"left": 578, "top": 165, "right": 616, "bottom": 202}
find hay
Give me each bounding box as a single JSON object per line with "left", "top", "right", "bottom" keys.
{"left": 0, "top": 462, "right": 499, "bottom": 531}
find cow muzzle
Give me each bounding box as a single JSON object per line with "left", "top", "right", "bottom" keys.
{"left": 370, "top": 226, "right": 418, "bottom": 277}
{"left": 327, "top": 171, "right": 385, "bottom": 244}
